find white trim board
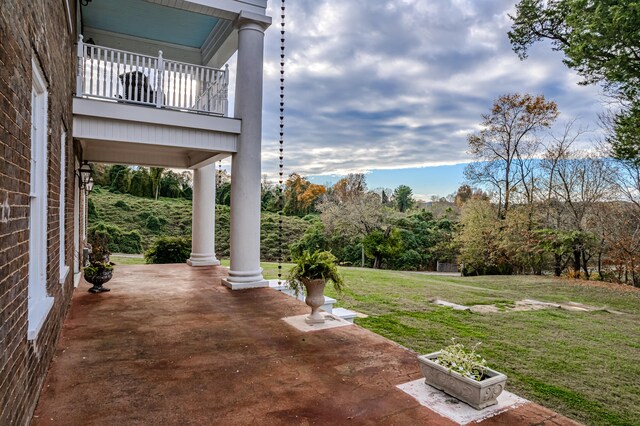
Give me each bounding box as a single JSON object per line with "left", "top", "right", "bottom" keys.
{"left": 28, "top": 57, "right": 53, "bottom": 340}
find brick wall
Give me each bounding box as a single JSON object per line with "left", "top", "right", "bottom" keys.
{"left": 0, "top": 1, "right": 78, "bottom": 424}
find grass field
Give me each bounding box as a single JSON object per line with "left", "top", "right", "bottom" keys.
{"left": 109, "top": 255, "right": 145, "bottom": 265}
{"left": 262, "top": 264, "right": 640, "bottom": 426}
{"left": 109, "top": 257, "right": 639, "bottom": 425}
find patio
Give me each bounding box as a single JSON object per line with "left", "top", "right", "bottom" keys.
{"left": 32, "top": 264, "right": 577, "bottom": 425}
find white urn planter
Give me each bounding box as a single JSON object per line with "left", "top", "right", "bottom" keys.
{"left": 418, "top": 352, "right": 507, "bottom": 410}
{"left": 287, "top": 251, "right": 345, "bottom": 324}
{"left": 301, "top": 278, "right": 327, "bottom": 324}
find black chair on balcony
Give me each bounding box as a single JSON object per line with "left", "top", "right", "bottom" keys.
{"left": 118, "top": 71, "right": 157, "bottom": 105}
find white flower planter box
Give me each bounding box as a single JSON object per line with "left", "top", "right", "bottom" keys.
{"left": 417, "top": 351, "right": 507, "bottom": 410}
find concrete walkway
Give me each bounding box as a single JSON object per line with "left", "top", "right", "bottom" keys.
{"left": 32, "top": 265, "right": 578, "bottom": 425}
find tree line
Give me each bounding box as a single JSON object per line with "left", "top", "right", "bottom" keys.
{"left": 268, "top": 173, "right": 457, "bottom": 270}
{"left": 92, "top": 165, "right": 193, "bottom": 200}
{"left": 459, "top": 93, "right": 640, "bottom": 286}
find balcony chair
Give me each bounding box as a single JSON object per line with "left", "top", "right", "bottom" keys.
{"left": 118, "top": 71, "right": 158, "bottom": 105}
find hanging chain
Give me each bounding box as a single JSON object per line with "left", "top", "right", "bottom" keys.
{"left": 216, "top": 161, "right": 222, "bottom": 189}
{"left": 277, "top": 0, "right": 285, "bottom": 284}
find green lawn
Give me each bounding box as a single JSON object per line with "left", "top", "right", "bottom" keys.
{"left": 108, "top": 257, "right": 640, "bottom": 425}
{"left": 262, "top": 264, "right": 640, "bottom": 426}
{"left": 110, "top": 255, "right": 146, "bottom": 265}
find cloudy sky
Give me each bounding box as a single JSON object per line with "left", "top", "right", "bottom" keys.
{"left": 251, "top": 0, "right": 605, "bottom": 199}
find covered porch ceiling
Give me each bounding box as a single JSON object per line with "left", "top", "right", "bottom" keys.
{"left": 79, "top": 139, "right": 230, "bottom": 169}
{"left": 80, "top": 0, "right": 267, "bottom": 67}
{"left": 73, "top": 97, "right": 239, "bottom": 169}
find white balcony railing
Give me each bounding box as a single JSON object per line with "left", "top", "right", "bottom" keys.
{"left": 75, "top": 35, "right": 229, "bottom": 116}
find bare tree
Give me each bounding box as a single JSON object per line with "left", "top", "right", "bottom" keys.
{"left": 319, "top": 192, "right": 390, "bottom": 239}
{"left": 465, "top": 93, "right": 559, "bottom": 218}
{"left": 546, "top": 145, "right": 614, "bottom": 278}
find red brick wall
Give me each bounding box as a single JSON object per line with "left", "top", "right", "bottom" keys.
{"left": 0, "top": 1, "right": 78, "bottom": 424}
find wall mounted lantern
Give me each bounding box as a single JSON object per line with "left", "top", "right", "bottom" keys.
{"left": 77, "top": 160, "right": 93, "bottom": 192}
{"left": 85, "top": 176, "right": 94, "bottom": 193}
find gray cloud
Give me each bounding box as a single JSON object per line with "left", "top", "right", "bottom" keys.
{"left": 258, "top": 0, "right": 604, "bottom": 178}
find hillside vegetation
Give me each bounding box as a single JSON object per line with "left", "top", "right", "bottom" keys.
{"left": 88, "top": 186, "right": 309, "bottom": 260}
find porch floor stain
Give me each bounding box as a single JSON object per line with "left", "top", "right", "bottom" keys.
{"left": 32, "top": 264, "right": 579, "bottom": 425}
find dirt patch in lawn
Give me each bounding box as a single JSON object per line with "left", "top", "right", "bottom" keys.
{"left": 432, "top": 298, "right": 624, "bottom": 314}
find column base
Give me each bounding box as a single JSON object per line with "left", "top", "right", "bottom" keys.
{"left": 187, "top": 254, "right": 221, "bottom": 267}
{"left": 221, "top": 279, "right": 269, "bottom": 290}
{"left": 222, "top": 268, "right": 268, "bottom": 290}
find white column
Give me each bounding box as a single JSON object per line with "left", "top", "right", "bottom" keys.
{"left": 222, "top": 11, "right": 271, "bottom": 290}
{"left": 188, "top": 164, "right": 220, "bottom": 267}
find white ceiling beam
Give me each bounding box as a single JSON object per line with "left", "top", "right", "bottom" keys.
{"left": 188, "top": 152, "right": 230, "bottom": 169}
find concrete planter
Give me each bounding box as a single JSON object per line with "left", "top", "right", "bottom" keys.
{"left": 301, "top": 278, "right": 327, "bottom": 324}
{"left": 417, "top": 351, "right": 507, "bottom": 410}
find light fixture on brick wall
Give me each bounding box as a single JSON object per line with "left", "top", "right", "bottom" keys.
{"left": 76, "top": 160, "right": 93, "bottom": 192}
{"left": 85, "top": 177, "right": 94, "bottom": 193}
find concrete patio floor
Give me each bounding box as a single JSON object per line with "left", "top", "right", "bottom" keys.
{"left": 32, "top": 264, "right": 578, "bottom": 425}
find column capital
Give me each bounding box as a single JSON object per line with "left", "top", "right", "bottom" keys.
{"left": 234, "top": 10, "right": 272, "bottom": 32}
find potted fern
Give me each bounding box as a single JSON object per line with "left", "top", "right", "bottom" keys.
{"left": 287, "top": 250, "right": 345, "bottom": 324}
{"left": 418, "top": 340, "right": 507, "bottom": 410}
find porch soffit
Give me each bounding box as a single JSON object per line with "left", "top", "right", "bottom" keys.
{"left": 73, "top": 98, "right": 238, "bottom": 169}
{"left": 78, "top": 139, "right": 229, "bottom": 169}
{"left": 81, "top": 0, "right": 267, "bottom": 66}
{"left": 82, "top": 0, "right": 220, "bottom": 48}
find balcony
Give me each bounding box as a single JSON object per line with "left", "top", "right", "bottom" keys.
{"left": 76, "top": 38, "right": 229, "bottom": 116}
{"left": 70, "top": 0, "right": 273, "bottom": 170}
{"left": 73, "top": 38, "right": 240, "bottom": 169}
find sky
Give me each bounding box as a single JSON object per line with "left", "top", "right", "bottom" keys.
{"left": 238, "top": 0, "right": 607, "bottom": 200}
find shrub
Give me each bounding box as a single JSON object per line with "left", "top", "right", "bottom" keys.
{"left": 118, "top": 230, "right": 143, "bottom": 254}
{"left": 289, "top": 222, "right": 328, "bottom": 259}
{"left": 88, "top": 198, "right": 98, "bottom": 219}
{"left": 145, "top": 214, "right": 162, "bottom": 231}
{"left": 394, "top": 249, "right": 424, "bottom": 271}
{"left": 114, "top": 200, "right": 131, "bottom": 210}
{"left": 144, "top": 236, "right": 192, "bottom": 264}
{"left": 88, "top": 222, "right": 142, "bottom": 254}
